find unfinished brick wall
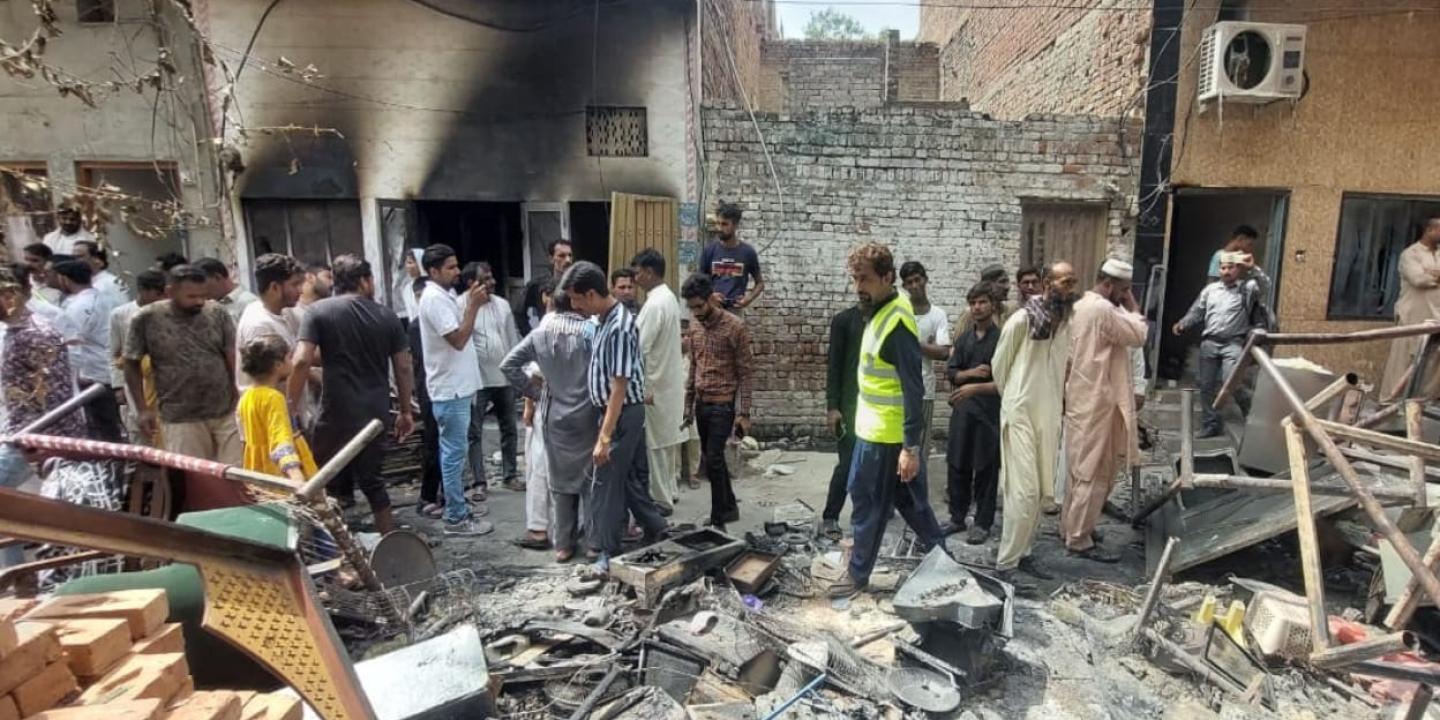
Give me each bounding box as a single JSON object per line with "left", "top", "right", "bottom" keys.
{"left": 756, "top": 37, "right": 940, "bottom": 112}
{"left": 702, "top": 0, "right": 776, "bottom": 105}
{"left": 702, "top": 106, "right": 1140, "bottom": 435}
{"left": 918, "top": 0, "right": 1150, "bottom": 119}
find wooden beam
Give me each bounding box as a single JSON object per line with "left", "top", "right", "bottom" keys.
{"left": 1315, "top": 419, "right": 1440, "bottom": 463}
{"left": 1253, "top": 348, "right": 1440, "bottom": 629}
{"left": 1286, "top": 420, "right": 1332, "bottom": 653}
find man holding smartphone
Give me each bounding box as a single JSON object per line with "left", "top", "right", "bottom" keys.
{"left": 682, "top": 274, "right": 754, "bottom": 531}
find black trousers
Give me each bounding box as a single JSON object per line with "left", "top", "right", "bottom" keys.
{"left": 315, "top": 418, "right": 390, "bottom": 511}
{"left": 591, "top": 404, "right": 667, "bottom": 557}
{"left": 80, "top": 380, "right": 125, "bottom": 443}
{"left": 469, "top": 386, "right": 519, "bottom": 484}
{"left": 697, "top": 401, "right": 738, "bottom": 524}
{"left": 417, "top": 395, "right": 443, "bottom": 505}
{"left": 946, "top": 413, "right": 1000, "bottom": 529}
{"left": 823, "top": 429, "right": 856, "bottom": 521}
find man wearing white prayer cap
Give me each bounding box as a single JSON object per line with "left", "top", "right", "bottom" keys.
{"left": 1060, "top": 257, "right": 1147, "bottom": 563}
{"left": 1172, "top": 250, "right": 1270, "bottom": 437}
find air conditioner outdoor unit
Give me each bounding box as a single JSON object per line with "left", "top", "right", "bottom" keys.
{"left": 1197, "top": 21, "right": 1307, "bottom": 105}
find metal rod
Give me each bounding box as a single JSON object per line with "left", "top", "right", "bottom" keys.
{"left": 1142, "top": 628, "right": 1246, "bottom": 695}
{"left": 0, "top": 550, "right": 109, "bottom": 592}
{"left": 1131, "top": 536, "right": 1179, "bottom": 648}
{"left": 761, "top": 672, "right": 828, "bottom": 720}
{"left": 0, "top": 488, "right": 293, "bottom": 567}
{"left": 1352, "top": 660, "right": 1440, "bottom": 685}
{"left": 1259, "top": 323, "right": 1440, "bottom": 347}
{"left": 1359, "top": 402, "right": 1406, "bottom": 430}
{"left": 1212, "top": 332, "right": 1260, "bottom": 408}
{"left": 1286, "top": 420, "right": 1333, "bottom": 653}
{"left": 1309, "top": 631, "right": 1418, "bottom": 669}
{"left": 1394, "top": 682, "right": 1432, "bottom": 720}
{"left": 1407, "top": 400, "right": 1427, "bottom": 508}
{"left": 568, "top": 664, "right": 625, "bottom": 720}
{"left": 296, "top": 420, "right": 384, "bottom": 502}
{"left": 1180, "top": 388, "right": 1194, "bottom": 482}
{"left": 1251, "top": 347, "right": 1440, "bottom": 623}
{"left": 10, "top": 383, "right": 106, "bottom": 437}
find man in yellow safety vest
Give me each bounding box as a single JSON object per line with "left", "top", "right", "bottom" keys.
{"left": 828, "top": 243, "right": 946, "bottom": 599}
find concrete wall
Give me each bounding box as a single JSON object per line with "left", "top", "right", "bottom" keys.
{"left": 1168, "top": 0, "right": 1440, "bottom": 380}
{"left": 199, "top": 0, "right": 695, "bottom": 290}
{"left": 756, "top": 38, "right": 939, "bottom": 112}
{"left": 918, "top": 0, "right": 1150, "bottom": 119}
{"left": 703, "top": 106, "right": 1140, "bottom": 434}
{"left": 0, "top": 1, "right": 225, "bottom": 280}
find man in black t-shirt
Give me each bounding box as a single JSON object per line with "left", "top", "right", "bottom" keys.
{"left": 699, "top": 202, "right": 764, "bottom": 311}
{"left": 945, "top": 282, "right": 1003, "bottom": 546}
{"left": 290, "top": 254, "right": 415, "bottom": 533}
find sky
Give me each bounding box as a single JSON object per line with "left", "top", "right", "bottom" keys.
{"left": 773, "top": 0, "right": 921, "bottom": 40}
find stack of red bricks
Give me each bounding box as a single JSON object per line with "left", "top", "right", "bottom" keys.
{"left": 0, "top": 590, "right": 301, "bottom": 720}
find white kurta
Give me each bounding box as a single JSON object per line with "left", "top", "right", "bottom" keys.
{"left": 991, "top": 310, "right": 1071, "bottom": 571}
{"left": 637, "top": 284, "right": 686, "bottom": 449}
{"left": 1381, "top": 242, "right": 1440, "bottom": 401}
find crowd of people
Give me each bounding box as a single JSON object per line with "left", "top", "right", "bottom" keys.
{"left": 2, "top": 199, "right": 1294, "bottom": 595}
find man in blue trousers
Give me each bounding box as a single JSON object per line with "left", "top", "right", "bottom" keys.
{"left": 828, "top": 242, "right": 946, "bottom": 598}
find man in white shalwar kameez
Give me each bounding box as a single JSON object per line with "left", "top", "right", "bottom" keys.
{"left": 992, "top": 262, "right": 1080, "bottom": 582}
{"left": 1380, "top": 217, "right": 1440, "bottom": 402}
{"left": 633, "top": 249, "right": 687, "bottom": 515}
{"left": 1061, "top": 259, "right": 1147, "bottom": 563}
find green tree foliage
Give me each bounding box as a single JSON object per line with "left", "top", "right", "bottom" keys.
{"left": 802, "top": 9, "right": 868, "bottom": 41}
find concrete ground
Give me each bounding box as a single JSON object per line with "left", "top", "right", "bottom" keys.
{"left": 371, "top": 425, "right": 1148, "bottom": 592}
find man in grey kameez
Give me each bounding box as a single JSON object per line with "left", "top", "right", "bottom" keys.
{"left": 502, "top": 291, "right": 599, "bottom": 562}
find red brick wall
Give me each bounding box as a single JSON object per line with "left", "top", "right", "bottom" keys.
{"left": 702, "top": 0, "right": 776, "bottom": 106}
{"left": 918, "top": 0, "right": 1150, "bottom": 119}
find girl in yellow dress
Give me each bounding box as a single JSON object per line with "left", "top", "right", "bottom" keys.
{"left": 236, "top": 336, "right": 316, "bottom": 485}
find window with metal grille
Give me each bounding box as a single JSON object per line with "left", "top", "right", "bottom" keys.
{"left": 586, "top": 106, "right": 648, "bottom": 157}
{"left": 77, "top": 0, "right": 116, "bottom": 24}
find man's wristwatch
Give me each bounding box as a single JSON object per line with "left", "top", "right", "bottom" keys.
{"left": 903, "top": 445, "right": 922, "bottom": 456}
{"left": 598, "top": 434, "right": 612, "bottom": 445}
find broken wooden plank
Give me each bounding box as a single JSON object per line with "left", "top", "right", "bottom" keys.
{"left": 1286, "top": 421, "right": 1333, "bottom": 653}
{"left": 13, "top": 661, "right": 79, "bottom": 717}
{"left": 26, "top": 591, "right": 168, "bottom": 641}
{"left": 20, "top": 618, "right": 132, "bottom": 678}
{"left": 1150, "top": 482, "right": 1355, "bottom": 575}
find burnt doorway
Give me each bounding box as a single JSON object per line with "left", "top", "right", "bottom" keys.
{"left": 569, "top": 201, "right": 612, "bottom": 269}
{"left": 415, "top": 201, "right": 523, "bottom": 301}
{"left": 1157, "top": 189, "right": 1288, "bottom": 381}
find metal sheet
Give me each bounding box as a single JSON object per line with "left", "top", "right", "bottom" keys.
{"left": 892, "top": 547, "right": 1009, "bottom": 634}
{"left": 370, "top": 531, "right": 437, "bottom": 588}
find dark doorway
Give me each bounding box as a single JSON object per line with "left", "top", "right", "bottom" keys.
{"left": 1157, "top": 189, "right": 1288, "bottom": 381}
{"left": 415, "top": 201, "right": 524, "bottom": 299}
{"left": 569, "top": 201, "right": 612, "bottom": 269}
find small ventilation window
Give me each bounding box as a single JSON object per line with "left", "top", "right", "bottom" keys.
{"left": 586, "top": 106, "right": 648, "bottom": 157}
{"left": 77, "top": 0, "right": 116, "bottom": 24}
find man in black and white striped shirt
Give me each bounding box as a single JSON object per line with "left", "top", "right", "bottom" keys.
{"left": 562, "top": 261, "right": 668, "bottom": 568}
